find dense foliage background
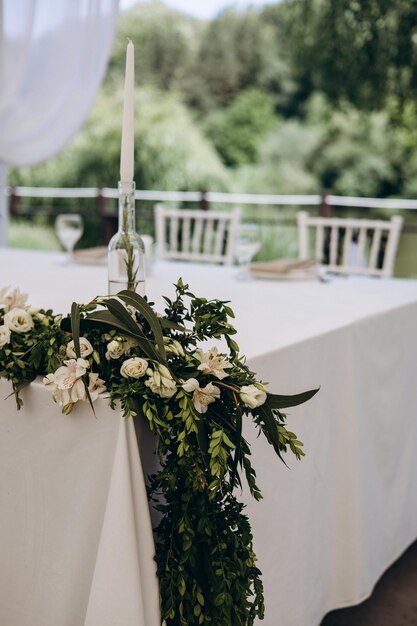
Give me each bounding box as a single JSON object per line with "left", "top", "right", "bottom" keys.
{"left": 10, "top": 0, "right": 417, "bottom": 197}
{"left": 8, "top": 0, "right": 417, "bottom": 275}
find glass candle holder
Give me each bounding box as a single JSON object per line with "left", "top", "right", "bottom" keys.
{"left": 108, "top": 181, "right": 145, "bottom": 295}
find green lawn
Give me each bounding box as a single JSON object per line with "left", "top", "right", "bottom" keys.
{"left": 9, "top": 220, "right": 61, "bottom": 251}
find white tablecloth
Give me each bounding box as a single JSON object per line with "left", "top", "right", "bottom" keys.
{"left": 0, "top": 380, "right": 160, "bottom": 626}
{"left": 1, "top": 249, "right": 417, "bottom": 626}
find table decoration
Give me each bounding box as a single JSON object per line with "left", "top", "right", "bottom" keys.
{"left": 108, "top": 39, "right": 146, "bottom": 295}
{"left": 108, "top": 180, "right": 146, "bottom": 294}
{"left": 0, "top": 282, "right": 317, "bottom": 625}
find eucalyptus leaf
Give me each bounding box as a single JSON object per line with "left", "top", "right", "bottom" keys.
{"left": 105, "top": 298, "right": 145, "bottom": 336}
{"left": 83, "top": 310, "right": 160, "bottom": 361}
{"left": 117, "top": 290, "right": 167, "bottom": 361}
{"left": 267, "top": 387, "right": 319, "bottom": 409}
{"left": 256, "top": 403, "right": 286, "bottom": 465}
{"left": 230, "top": 408, "right": 243, "bottom": 488}
{"left": 160, "top": 318, "right": 189, "bottom": 333}
{"left": 70, "top": 302, "right": 81, "bottom": 358}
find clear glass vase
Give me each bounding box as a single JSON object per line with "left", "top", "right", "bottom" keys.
{"left": 108, "top": 181, "right": 145, "bottom": 295}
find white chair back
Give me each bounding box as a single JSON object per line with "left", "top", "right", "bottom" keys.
{"left": 154, "top": 205, "right": 241, "bottom": 265}
{"left": 297, "top": 211, "right": 403, "bottom": 278}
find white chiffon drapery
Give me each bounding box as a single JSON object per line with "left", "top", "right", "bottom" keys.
{"left": 0, "top": 0, "right": 119, "bottom": 166}
{"left": 0, "top": 0, "right": 119, "bottom": 244}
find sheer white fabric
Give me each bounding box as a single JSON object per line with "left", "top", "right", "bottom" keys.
{"left": 0, "top": 0, "right": 119, "bottom": 167}
{"left": 0, "top": 165, "right": 7, "bottom": 245}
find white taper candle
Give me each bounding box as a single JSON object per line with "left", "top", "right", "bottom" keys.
{"left": 120, "top": 40, "right": 134, "bottom": 187}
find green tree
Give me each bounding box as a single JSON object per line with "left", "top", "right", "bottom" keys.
{"left": 205, "top": 88, "right": 278, "bottom": 166}
{"left": 189, "top": 8, "right": 267, "bottom": 111}
{"left": 231, "top": 93, "right": 410, "bottom": 198}
{"left": 232, "top": 118, "right": 322, "bottom": 194}
{"left": 10, "top": 87, "right": 229, "bottom": 192}
{"left": 287, "top": 0, "right": 417, "bottom": 110}
{"left": 108, "top": 2, "right": 199, "bottom": 92}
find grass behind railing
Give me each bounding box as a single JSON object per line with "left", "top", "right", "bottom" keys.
{"left": 9, "top": 220, "right": 60, "bottom": 251}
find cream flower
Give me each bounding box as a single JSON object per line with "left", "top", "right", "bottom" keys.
{"left": 195, "top": 346, "right": 232, "bottom": 380}
{"left": 239, "top": 384, "right": 267, "bottom": 409}
{"left": 182, "top": 378, "right": 221, "bottom": 414}
{"left": 145, "top": 364, "right": 177, "bottom": 398}
{"left": 163, "top": 337, "right": 185, "bottom": 357}
{"left": 126, "top": 304, "right": 138, "bottom": 320}
{"left": 0, "top": 325, "right": 11, "bottom": 347}
{"left": 66, "top": 337, "right": 94, "bottom": 359}
{"left": 43, "top": 358, "right": 89, "bottom": 407}
{"left": 4, "top": 308, "right": 34, "bottom": 333}
{"left": 0, "top": 286, "right": 9, "bottom": 304}
{"left": 105, "top": 338, "right": 134, "bottom": 360}
{"left": 105, "top": 339, "right": 125, "bottom": 360}
{"left": 87, "top": 373, "right": 107, "bottom": 402}
{"left": 0, "top": 287, "right": 28, "bottom": 313}
{"left": 35, "top": 312, "right": 50, "bottom": 327}
{"left": 120, "top": 357, "right": 148, "bottom": 379}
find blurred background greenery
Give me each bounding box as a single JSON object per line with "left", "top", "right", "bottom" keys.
{"left": 8, "top": 0, "right": 417, "bottom": 275}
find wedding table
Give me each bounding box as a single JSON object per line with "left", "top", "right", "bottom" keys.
{"left": 1, "top": 248, "right": 417, "bottom": 626}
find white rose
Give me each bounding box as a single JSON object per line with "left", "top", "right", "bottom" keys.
{"left": 105, "top": 337, "right": 135, "bottom": 361}
{"left": 239, "top": 384, "right": 267, "bottom": 409}
{"left": 106, "top": 339, "right": 125, "bottom": 360}
{"left": 66, "top": 337, "right": 94, "bottom": 359}
{"left": 120, "top": 357, "right": 148, "bottom": 379}
{"left": 4, "top": 308, "right": 34, "bottom": 333}
{"left": 0, "top": 324, "right": 11, "bottom": 347}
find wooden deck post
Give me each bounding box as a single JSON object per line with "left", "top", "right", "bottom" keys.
{"left": 199, "top": 190, "right": 209, "bottom": 211}
{"left": 320, "top": 190, "right": 332, "bottom": 217}
{"left": 97, "top": 187, "right": 115, "bottom": 245}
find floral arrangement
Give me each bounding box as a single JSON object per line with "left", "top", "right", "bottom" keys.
{"left": 0, "top": 282, "right": 317, "bottom": 626}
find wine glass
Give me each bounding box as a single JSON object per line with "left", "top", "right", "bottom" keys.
{"left": 234, "top": 223, "right": 261, "bottom": 279}
{"left": 55, "top": 214, "right": 83, "bottom": 264}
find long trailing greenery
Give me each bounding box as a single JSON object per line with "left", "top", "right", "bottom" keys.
{"left": 0, "top": 282, "right": 317, "bottom": 625}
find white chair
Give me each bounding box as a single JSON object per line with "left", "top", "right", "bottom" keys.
{"left": 154, "top": 205, "right": 241, "bottom": 265}
{"left": 297, "top": 211, "right": 403, "bottom": 278}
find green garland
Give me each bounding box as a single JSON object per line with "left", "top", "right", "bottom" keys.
{"left": 0, "top": 282, "right": 317, "bottom": 625}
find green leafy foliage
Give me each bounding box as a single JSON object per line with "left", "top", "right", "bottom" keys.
{"left": 205, "top": 88, "right": 278, "bottom": 166}
{"left": 10, "top": 87, "right": 228, "bottom": 192}
{"left": 7, "top": 1, "right": 417, "bottom": 276}
{"left": 287, "top": 0, "right": 417, "bottom": 110}
{"left": 0, "top": 309, "right": 67, "bottom": 409}
{"left": 0, "top": 281, "right": 318, "bottom": 625}
{"left": 81, "top": 281, "right": 317, "bottom": 625}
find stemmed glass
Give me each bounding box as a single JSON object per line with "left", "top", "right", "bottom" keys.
{"left": 234, "top": 223, "right": 261, "bottom": 279}
{"left": 55, "top": 214, "right": 83, "bottom": 264}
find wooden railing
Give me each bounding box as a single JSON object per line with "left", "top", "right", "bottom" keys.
{"left": 7, "top": 186, "right": 417, "bottom": 244}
